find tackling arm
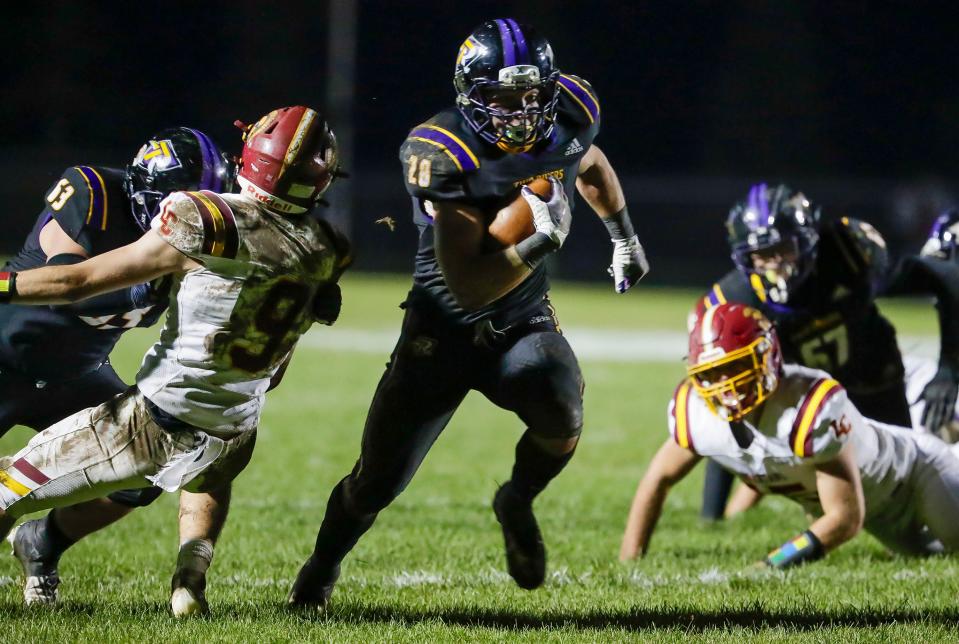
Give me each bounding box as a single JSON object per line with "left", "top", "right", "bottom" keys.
{"left": 433, "top": 200, "right": 534, "bottom": 311}
{"left": 619, "top": 439, "right": 701, "bottom": 561}
{"left": 8, "top": 230, "right": 199, "bottom": 305}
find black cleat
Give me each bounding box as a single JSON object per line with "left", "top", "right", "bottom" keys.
{"left": 8, "top": 520, "right": 61, "bottom": 606}
{"left": 287, "top": 557, "right": 340, "bottom": 610}
{"left": 492, "top": 483, "right": 546, "bottom": 590}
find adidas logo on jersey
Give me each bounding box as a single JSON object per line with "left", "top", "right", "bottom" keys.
{"left": 564, "top": 138, "right": 584, "bottom": 156}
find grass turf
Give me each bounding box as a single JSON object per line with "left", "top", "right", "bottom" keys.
{"left": 0, "top": 273, "right": 955, "bottom": 642}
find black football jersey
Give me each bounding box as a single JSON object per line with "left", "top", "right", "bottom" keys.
{"left": 0, "top": 166, "right": 165, "bottom": 379}
{"left": 399, "top": 74, "right": 602, "bottom": 326}
{"left": 703, "top": 218, "right": 905, "bottom": 394}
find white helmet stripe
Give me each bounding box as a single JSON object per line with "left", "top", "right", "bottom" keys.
{"left": 701, "top": 305, "right": 718, "bottom": 348}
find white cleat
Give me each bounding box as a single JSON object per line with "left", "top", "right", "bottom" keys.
{"left": 7, "top": 522, "right": 61, "bottom": 606}
{"left": 170, "top": 569, "right": 208, "bottom": 618}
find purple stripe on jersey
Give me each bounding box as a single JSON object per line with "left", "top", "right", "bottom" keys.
{"left": 707, "top": 291, "right": 720, "bottom": 307}
{"left": 557, "top": 75, "right": 600, "bottom": 123}
{"left": 504, "top": 18, "right": 529, "bottom": 64}
{"left": 495, "top": 19, "right": 516, "bottom": 67}
{"left": 409, "top": 127, "right": 479, "bottom": 171}
{"left": 76, "top": 166, "right": 106, "bottom": 229}
{"left": 186, "top": 128, "right": 221, "bottom": 192}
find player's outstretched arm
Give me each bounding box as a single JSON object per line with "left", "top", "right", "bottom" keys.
{"left": 620, "top": 439, "right": 701, "bottom": 561}
{"left": 434, "top": 200, "right": 535, "bottom": 311}
{"left": 3, "top": 230, "right": 200, "bottom": 305}
{"left": 763, "top": 442, "right": 864, "bottom": 569}
{"left": 810, "top": 442, "right": 865, "bottom": 549}
{"left": 575, "top": 145, "right": 649, "bottom": 292}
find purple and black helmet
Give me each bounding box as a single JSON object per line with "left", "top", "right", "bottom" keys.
{"left": 123, "top": 127, "right": 234, "bottom": 232}
{"left": 921, "top": 208, "right": 959, "bottom": 262}
{"left": 726, "top": 183, "right": 821, "bottom": 302}
{"left": 453, "top": 19, "right": 560, "bottom": 152}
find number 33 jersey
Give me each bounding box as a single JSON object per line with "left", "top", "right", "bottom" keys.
{"left": 668, "top": 364, "right": 919, "bottom": 521}
{"left": 136, "top": 191, "right": 345, "bottom": 435}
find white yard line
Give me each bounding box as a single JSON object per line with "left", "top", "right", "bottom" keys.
{"left": 299, "top": 328, "right": 939, "bottom": 363}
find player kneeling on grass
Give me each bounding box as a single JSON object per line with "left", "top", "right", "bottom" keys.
{"left": 0, "top": 105, "right": 350, "bottom": 615}
{"left": 620, "top": 303, "right": 959, "bottom": 567}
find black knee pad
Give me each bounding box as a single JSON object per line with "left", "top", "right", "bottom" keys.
{"left": 107, "top": 486, "right": 163, "bottom": 508}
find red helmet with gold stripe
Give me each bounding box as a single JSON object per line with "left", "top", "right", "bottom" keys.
{"left": 236, "top": 106, "right": 339, "bottom": 215}
{"left": 687, "top": 303, "right": 782, "bottom": 420}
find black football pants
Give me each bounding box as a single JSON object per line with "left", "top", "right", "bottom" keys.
{"left": 310, "top": 298, "right": 584, "bottom": 567}
{"left": 346, "top": 298, "right": 583, "bottom": 514}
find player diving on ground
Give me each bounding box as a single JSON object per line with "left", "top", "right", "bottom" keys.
{"left": 620, "top": 303, "right": 959, "bottom": 567}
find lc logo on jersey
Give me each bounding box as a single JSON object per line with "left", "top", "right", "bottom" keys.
{"left": 134, "top": 139, "right": 182, "bottom": 172}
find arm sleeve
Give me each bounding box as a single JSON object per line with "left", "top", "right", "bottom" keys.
{"left": 884, "top": 255, "right": 959, "bottom": 365}
{"left": 789, "top": 379, "right": 853, "bottom": 464}
{"left": 399, "top": 130, "right": 472, "bottom": 203}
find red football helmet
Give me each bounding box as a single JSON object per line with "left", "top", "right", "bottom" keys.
{"left": 235, "top": 106, "right": 339, "bottom": 214}
{"left": 687, "top": 303, "right": 782, "bottom": 420}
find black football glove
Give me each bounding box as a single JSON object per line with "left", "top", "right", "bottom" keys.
{"left": 312, "top": 282, "right": 342, "bottom": 326}
{"left": 920, "top": 362, "right": 959, "bottom": 436}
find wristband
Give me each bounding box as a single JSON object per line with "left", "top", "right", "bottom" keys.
{"left": 765, "top": 530, "right": 824, "bottom": 569}
{"left": 515, "top": 232, "right": 559, "bottom": 268}
{"left": 0, "top": 271, "right": 18, "bottom": 302}
{"left": 602, "top": 206, "right": 636, "bottom": 241}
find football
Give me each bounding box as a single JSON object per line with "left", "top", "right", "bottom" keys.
{"left": 487, "top": 177, "right": 553, "bottom": 247}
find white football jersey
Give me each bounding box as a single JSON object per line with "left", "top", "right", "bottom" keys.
{"left": 136, "top": 190, "right": 346, "bottom": 435}
{"left": 668, "top": 364, "right": 918, "bottom": 521}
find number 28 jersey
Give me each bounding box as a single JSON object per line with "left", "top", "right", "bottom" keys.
{"left": 136, "top": 191, "right": 344, "bottom": 436}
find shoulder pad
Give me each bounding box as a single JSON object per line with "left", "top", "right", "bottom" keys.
{"left": 788, "top": 378, "right": 847, "bottom": 460}
{"left": 400, "top": 123, "right": 478, "bottom": 202}
{"left": 556, "top": 74, "right": 601, "bottom": 128}
{"left": 699, "top": 271, "right": 761, "bottom": 311}
{"left": 668, "top": 379, "right": 698, "bottom": 453}
{"left": 45, "top": 166, "right": 111, "bottom": 241}
{"left": 834, "top": 217, "right": 889, "bottom": 278}
{"left": 152, "top": 190, "right": 239, "bottom": 260}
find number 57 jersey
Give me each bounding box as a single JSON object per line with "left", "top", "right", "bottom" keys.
{"left": 136, "top": 190, "right": 347, "bottom": 436}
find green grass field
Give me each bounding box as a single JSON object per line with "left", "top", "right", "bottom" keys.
{"left": 1, "top": 274, "right": 956, "bottom": 642}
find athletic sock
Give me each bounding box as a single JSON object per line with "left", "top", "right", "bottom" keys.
{"left": 508, "top": 430, "right": 576, "bottom": 504}
{"left": 176, "top": 538, "right": 214, "bottom": 575}
{"left": 310, "top": 478, "right": 376, "bottom": 572}
{"left": 42, "top": 512, "right": 78, "bottom": 562}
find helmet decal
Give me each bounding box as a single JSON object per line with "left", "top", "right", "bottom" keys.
{"left": 134, "top": 140, "right": 182, "bottom": 172}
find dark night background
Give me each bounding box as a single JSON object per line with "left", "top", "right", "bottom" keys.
{"left": 3, "top": 1, "right": 957, "bottom": 285}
